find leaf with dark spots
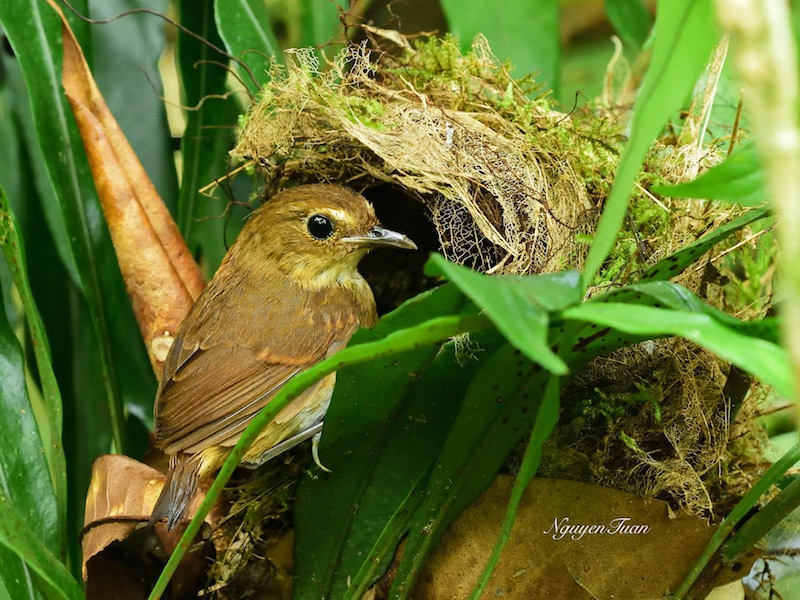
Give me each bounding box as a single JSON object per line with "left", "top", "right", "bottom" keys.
{"left": 294, "top": 284, "right": 480, "bottom": 599}
{"left": 564, "top": 303, "right": 792, "bottom": 398}
{"left": 641, "top": 208, "right": 769, "bottom": 282}
{"left": 392, "top": 342, "right": 548, "bottom": 593}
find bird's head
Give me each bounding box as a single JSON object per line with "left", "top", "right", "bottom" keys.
{"left": 232, "top": 184, "right": 417, "bottom": 289}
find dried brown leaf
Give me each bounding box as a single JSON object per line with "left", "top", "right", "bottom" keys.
{"left": 81, "top": 455, "right": 166, "bottom": 579}
{"left": 82, "top": 455, "right": 214, "bottom": 599}
{"left": 46, "top": 0, "right": 205, "bottom": 375}
{"left": 415, "top": 477, "right": 757, "bottom": 599}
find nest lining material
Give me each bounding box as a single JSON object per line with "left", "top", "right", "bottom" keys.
{"left": 547, "top": 338, "right": 766, "bottom": 517}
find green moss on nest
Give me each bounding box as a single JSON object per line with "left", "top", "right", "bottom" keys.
{"left": 232, "top": 34, "right": 629, "bottom": 275}
{"left": 230, "top": 32, "right": 738, "bottom": 285}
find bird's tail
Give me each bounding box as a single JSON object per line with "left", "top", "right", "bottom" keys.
{"left": 149, "top": 455, "right": 200, "bottom": 531}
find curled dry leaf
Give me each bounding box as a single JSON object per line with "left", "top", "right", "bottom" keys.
{"left": 264, "top": 530, "right": 295, "bottom": 600}
{"left": 82, "top": 455, "right": 213, "bottom": 600}
{"left": 46, "top": 0, "right": 205, "bottom": 376}
{"left": 82, "top": 455, "right": 166, "bottom": 579}
{"left": 413, "top": 477, "right": 757, "bottom": 599}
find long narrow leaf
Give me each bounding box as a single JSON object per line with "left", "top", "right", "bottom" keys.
{"left": 384, "top": 262, "right": 580, "bottom": 597}
{"left": 390, "top": 346, "right": 551, "bottom": 597}
{"left": 606, "top": 0, "right": 653, "bottom": 51}
{"left": 0, "top": 47, "right": 79, "bottom": 287}
{"left": 0, "top": 212, "right": 64, "bottom": 596}
{"left": 215, "top": 0, "right": 280, "bottom": 95}
{"left": 0, "top": 544, "right": 39, "bottom": 600}
{"left": 0, "top": 189, "right": 67, "bottom": 554}
{"left": 674, "top": 442, "right": 800, "bottom": 598}
{"left": 641, "top": 206, "right": 769, "bottom": 282}
{"left": 468, "top": 373, "right": 562, "bottom": 599}
{"left": 294, "top": 285, "right": 477, "bottom": 598}
{"left": 0, "top": 52, "right": 88, "bottom": 573}
{"left": 0, "top": 491, "right": 83, "bottom": 600}
{"left": 177, "top": 0, "right": 243, "bottom": 276}
{"left": 563, "top": 303, "right": 793, "bottom": 398}
{"left": 1, "top": 0, "right": 126, "bottom": 453}
{"left": 582, "top": 0, "right": 720, "bottom": 289}
{"left": 300, "top": 0, "right": 348, "bottom": 48}
{"left": 440, "top": 0, "right": 560, "bottom": 91}
{"left": 596, "top": 280, "right": 779, "bottom": 343}
{"left": 467, "top": 320, "right": 581, "bottom": 599}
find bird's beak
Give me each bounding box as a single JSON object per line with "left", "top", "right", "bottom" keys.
{"left": 341, "top": 226, "right": 418, "bottom": 250}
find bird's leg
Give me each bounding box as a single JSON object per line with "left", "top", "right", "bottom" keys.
{"left": 311, "top": 429, "right": 332, "bottom": 473}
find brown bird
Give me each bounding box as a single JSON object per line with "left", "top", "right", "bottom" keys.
{"left": 150, "top": 184, "right": 416, "bottom": 529}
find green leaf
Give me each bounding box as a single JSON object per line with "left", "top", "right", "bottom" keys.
{"left": 294, "top": 284, "right": 477, "bottom": 599}
{"left": 427, "top": 254, "right": 581, "bottom": 374}
{"left": 0, "top": 73, "right": 24, "bottom": 217}
{"left": 0, "top": 0, "right": 127, "bottom": 455}
{"left": 596, "top": 280, "right": 780, "bottom": 343}
{"left": 0, "top": 544, "right": 39, "bottom": 600}
{"left": 0, "top": 222, "right": 64, "bottom": 597}
{"left": 468, "top": 371, "right": 562, "bottom": 599}
{"left": 0, "top": 491, "right": 83, "bottom": 600}
{"left": 1, "top": 1, "right": 162, "bottom": 563}
{"left": 652, "top": 142, "right": 767, "bottom": 206}
{"left": 0, "top": 189, "right": 67, "bottom": 554}
{"left": 441, "top": 0, "right": 560, "bottom": 91}
{"left": 605, "top": 0, "right": 653, "bottom": 50}
{"left": 300, "top": 0, "right": 348, "bottom": 48}
{"left": 563, "top": 303, "right": 793, "bottom": 399}
{"left": 674, "top": 442, "right": 800, "bottom": 596}
{"left": 215, "top": 0, "right": 281, "bottom": 95}
{"left": 0, "top": 33, "right": 79, "bottom": 286}
{"left": 0, "top": 66, "right": 86, "bottom": 571}
{"left": 641, "top": 206, "right": 770, "bottom": 281}
{"left": 582, "top": 0, "right": 720, "bottom": 288}
{"left": 177, "top": 0, "right": 244, "bottom": 276}
{"left": 391, "top": 342, "right": 550, "bottom": 597}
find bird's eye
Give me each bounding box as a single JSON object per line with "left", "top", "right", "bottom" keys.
{"left": 307, "top": 214, "right": 335, "bottom": 240}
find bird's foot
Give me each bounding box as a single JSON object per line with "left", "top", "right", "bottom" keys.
{"left": 312, "top": 430, "right": 332, "bottom": 473}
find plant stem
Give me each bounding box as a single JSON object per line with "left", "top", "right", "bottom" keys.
{"left": 714, "top": 0, "right": 800, "bottom": 398}
{"left": 673, "top": 441, "right": 800, "bottom": 598}
{"left": 722, "top": 474, "right": 800, "bottom": 561}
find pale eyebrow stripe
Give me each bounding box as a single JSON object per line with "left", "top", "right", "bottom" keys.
{"left": 325, "top": 208, "right": 348, "bottom": 222}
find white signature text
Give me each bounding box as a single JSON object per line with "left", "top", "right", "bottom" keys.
{"left": 543, "top": 517, "right": 650, "bottom": 541}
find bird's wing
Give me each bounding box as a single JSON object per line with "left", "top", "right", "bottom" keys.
{"left": 154, "top": 343, "right": 308, "bottom": 455}
{"left": 153, "top": 276, "right": 373, "bottom": 456}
